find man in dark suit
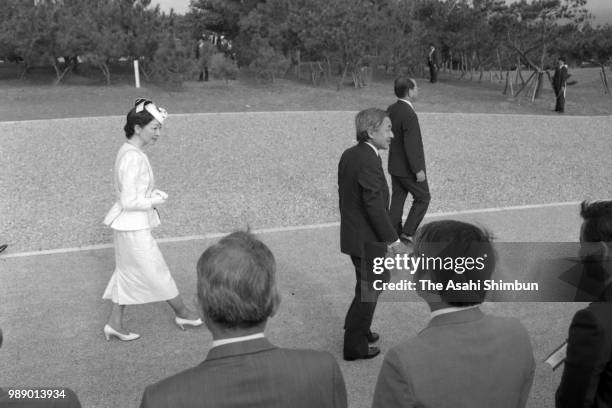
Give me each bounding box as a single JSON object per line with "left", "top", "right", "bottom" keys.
{"left": 338, "top": 108, "right": 409, "bottom": 361}
{"left": 427, "top": 44, "right": 439, "bottom": 83}
{"left": 552, "top": 56, "right": 569, "bottom": 113}
{"left": 372, "top": 220, "right": 535, "bottom": 408}
{"left": 140, "top": 231, "right": 347, "bottom": 408}
{"left": 556, "top": 200, "right": 612, "bottom": 408}
{"left": 387, "top": 77, "right": 430, "bottom": 244}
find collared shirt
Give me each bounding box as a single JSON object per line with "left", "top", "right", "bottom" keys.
{"left": 430, "top": 305, "right": 479, "bottom": 319}
{"left": 210, "top": 332, "right": 265, "bottom": 349}
{"left": 364, "top": 141, "right": 379, "bottom": 157}
{"left": 399, "top": 98, "right": 414, "bottom": 110}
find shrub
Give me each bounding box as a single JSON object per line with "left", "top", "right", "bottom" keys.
{"left": 248, "top": 43, "right": 289, "bottom": 82}
{"left": 151, "top": 34, "right": 195, "bottom": 89}
{"left": 209, "top": 53, "right": 239, "bottom": 84}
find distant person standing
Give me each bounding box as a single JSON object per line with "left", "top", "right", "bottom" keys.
{"left": 387, "top": 77, "right": 430, "bottom": 245}
{"left": 196, "top": 36, "right": 215, "bottom": 82}
{"left": 427, "top": 44, "right": 439, "bottom": 83}
{"left": 552, "top": 56, "right": 569, "bottom": 113}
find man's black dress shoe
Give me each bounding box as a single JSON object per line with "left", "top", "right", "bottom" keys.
{"left": 367, "top": 331, "right": 380, "bottom": 343}
{"left": 344, "top": 346, "right": 381, "bottom": 361}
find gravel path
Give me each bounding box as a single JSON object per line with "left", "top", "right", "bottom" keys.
{"left": 1, "top": 111, "right": 610, "bottom": 253}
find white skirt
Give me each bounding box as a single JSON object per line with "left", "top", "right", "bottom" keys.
{"left": 103, "top": 229, "right": 179, "bottom": 305}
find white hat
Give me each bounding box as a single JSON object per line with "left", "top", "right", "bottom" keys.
{"left": 135, "top": 98, "right": 168, "bottom": 124}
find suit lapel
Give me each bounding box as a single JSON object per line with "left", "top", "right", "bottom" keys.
{"left": 362, "top": 143, "right": 389, "bottom": 204}
{"left": 205, "top": 338, "right": 277, "bottom": 362}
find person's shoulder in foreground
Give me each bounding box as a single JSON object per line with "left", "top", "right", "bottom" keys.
{"left": 142, "top": 341, "right": 346, "bottom": 408}
{"left": 140, "top": 230, "right": 347, "bottom": 408}
{"left": 372, "top": 220, "right": 534, "bottom": 408}
{"left": 556, "top": 200, "right": 612, "bottom": 408}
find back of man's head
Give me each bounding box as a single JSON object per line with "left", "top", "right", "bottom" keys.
{"left": 196, "top": 231, "right": 280, "bottom": 329}
{"left": 580, "top": 200, "right": 612, "bottom": 243}
{"left": 394, "top": 77, "right": 416, "bottom": 99}
{"left": 414, "top": 220, "right": 495, "bottom": 306}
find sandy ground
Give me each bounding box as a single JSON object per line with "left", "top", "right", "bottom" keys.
{"left": 0, "top": 111, "right": 610, "bottom": 253}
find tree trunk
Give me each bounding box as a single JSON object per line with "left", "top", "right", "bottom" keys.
{"left": 533, "top": 71, "right": 544, "bottom": 100}
{"left": 337, "top": 62, "right": 349, "bottom": 91}
{"left": 503, "top": 71, "right": 510, "bottom": 95}
{"left": 514, "top": 70, "right": 536, "bottom": 97}
{"left": 139, "top": 60, "right": 151, "bottom": 81}
{"left": 600, "top": 65, "right": 610, "bottom": 93}
{"left": 97, "top": 62, "right": 111, "bottom": 85}
{"left": 497, "top": 49, "right": 503, "bottom": 81}
{"left": 52, "top": 58, "right": 73, "bottom": 85}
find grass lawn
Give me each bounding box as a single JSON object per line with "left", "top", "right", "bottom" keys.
{"left": 0, "top": 65, "right": 610, "bottom": 121}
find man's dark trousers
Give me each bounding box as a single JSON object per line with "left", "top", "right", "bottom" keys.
{"left": 390, "top": 175, "right": 430, "bottom": 237}
{"left": 555, "top": 89, "right": 565, "bottom": 113}
{"left": 553, "top": 64, "right": 568, "bottom": 113}
{"left": 428, "top": 63, "right": 438, "bottom": 83}
{"left": 344, "top": 256, "right": 378, "bottom": 357}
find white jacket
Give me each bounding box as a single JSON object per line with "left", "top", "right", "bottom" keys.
{"left": 103, "top": 142, "right": 161, "bottom": 231}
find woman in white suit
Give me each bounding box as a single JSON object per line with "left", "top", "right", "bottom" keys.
{"left": 102, "top": 99, "right": 202, "bottom": 341}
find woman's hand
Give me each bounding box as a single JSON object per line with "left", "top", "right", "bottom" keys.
{"left": 151, "top": 190, "right": 167, "bottom": 206}
{"left": 152, "top": 189, "right": 168, "bottom": 199}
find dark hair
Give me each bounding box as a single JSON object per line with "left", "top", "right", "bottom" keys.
{"left": 414, "top": 220, "right": 495, "bottom": 306}
{"left": 123, "top": 98, "right": 155, "bottom": 139}
{"left": 355, "top": 108, "right": 388, "bottom": 143}
{"left": 580, "top": 200, "right": 612, "bottom": 242}
{"left": 394, "top": 77, "right": 416, "bottom": 98}
{"left": 196, "top": 230, "right": 280, "bottom": 329}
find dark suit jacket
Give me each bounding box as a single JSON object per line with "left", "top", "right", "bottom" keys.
{"left": 387, "top": 101, "right": 426, "bottom": 178}
{"left": 427, "top": 48, "right": 439, "bottom": 66}
{"left": 140, "top": 338, "right": 347, "bottom": 408}
{"left": 338, "top": 142, "right": 397, "bottom": 257}
{"left": 556, "top": 285, "right": 612, "bottom": 408}
{"left": 372, "top": 308, "right": 535, "bottom": 408}
{"left": 552, "top": 65, "right": 569, "bottom": 94}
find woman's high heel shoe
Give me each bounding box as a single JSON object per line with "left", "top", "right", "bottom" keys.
{"left": 175, "top": 316, "right": 203, "bottom": 330}
{"left": 103, "top": 324, "right": 140, "bottom": 341}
